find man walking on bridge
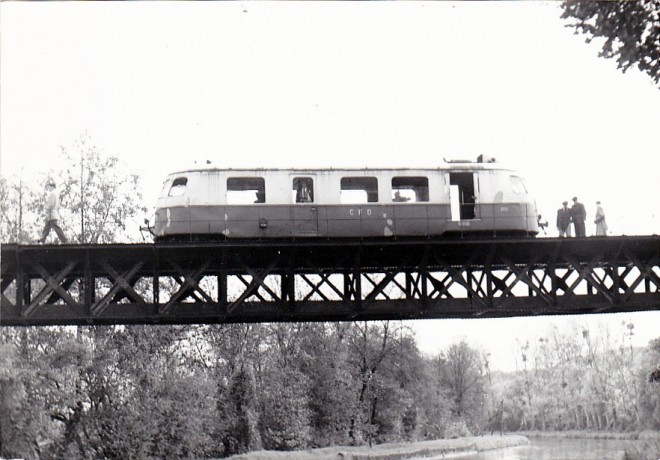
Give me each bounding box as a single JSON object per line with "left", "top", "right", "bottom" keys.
{"left": 38, "top": 179, "right": 68, "bottom": 244}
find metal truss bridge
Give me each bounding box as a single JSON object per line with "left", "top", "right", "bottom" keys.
{"left": 1, "top": 236, "right": 658, "bottom": 326}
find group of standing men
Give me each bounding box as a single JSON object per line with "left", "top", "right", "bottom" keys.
{"left": 556, "top": 197, "right": 607, "bottom": 237}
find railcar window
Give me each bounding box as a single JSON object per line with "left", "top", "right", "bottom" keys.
{"left": 159, "top": 179, "right": 172, "bottom": 198}
{"left": 392, "top": 177, "right": 429, "bottom": 203}
{"left": 510, "top": 176, "right": 528, "bottom": 194}
{"left": 292, "top": 177, "right": 314, "bottom": 203}
{"left": 340, "top": 177, "right": 378, "bottom": 203}
{"left": 227, "top": 177, "right": 266, "bottom": 204}
{"left": 168, "top": 177, "right": 188, "bottom": 197}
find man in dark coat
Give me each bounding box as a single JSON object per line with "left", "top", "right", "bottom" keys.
{"left": 571, "top": 196, "right": 587, "bottom": 237}
{"left": 556, "top": 201, "right": 572, "bottom": 237}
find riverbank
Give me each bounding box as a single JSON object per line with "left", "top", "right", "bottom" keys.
{"left": 227, "top": 435, "right": 530, "bottom": 460}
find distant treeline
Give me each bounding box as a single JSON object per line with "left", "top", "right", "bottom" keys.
{"left": 492, "top": 325, "right": 660, "bottom": 434}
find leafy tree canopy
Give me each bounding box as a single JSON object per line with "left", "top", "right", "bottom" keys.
{"left": 561, "top": 0, "right": 660, "bottom": 86}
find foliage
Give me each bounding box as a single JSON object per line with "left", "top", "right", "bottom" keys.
{"left": 561, "top": 1, "right": 660, "bottom": 86}
{"left": 218, "top": 358, "right": 263, "bottom": 456}
{"left": 437, "top": 341, "right": 488, "bottom": 431}
{"left": 2, "top": 318, "right": 658, "bottom": 458}
{"left": 55, "top": 134, "right": 147, "bottom": 243}
{"left": 0, "top": 176, "right": 42, "bottom": 243}
{"left": 637, "top": 338, "right": 660, "bottom": 429}
{"left": 259, "top": 367, "right": 311, "bottom": 450}
{"left": 493, "top": 322, "right": 658, "bottom": 434}
{"left": 623, "top": 442, "right": 660, "bottom": 460}
{"left": 444, "top": 420, "right": 473, "bottom": 439}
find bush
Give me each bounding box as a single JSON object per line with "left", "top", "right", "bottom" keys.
{"left": 623, "top": 441, "right": 660, "bottom": 460}
{"left": 444, "top": 420, "right": 472, "bottom": 439}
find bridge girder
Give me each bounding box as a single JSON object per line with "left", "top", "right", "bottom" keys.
{"left": 1, "top": 236, "right": 658, "bottom": 326}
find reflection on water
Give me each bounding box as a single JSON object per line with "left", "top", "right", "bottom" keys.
{"left": 451, "top": 437, "right": 634, "bottom": 460}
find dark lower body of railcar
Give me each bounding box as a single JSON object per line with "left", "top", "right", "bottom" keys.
{"left": 153, "top": 203, "right": 538, "bottom": 242}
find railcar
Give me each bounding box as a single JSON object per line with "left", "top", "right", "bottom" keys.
{"left": 152, "top": 157, "right": 538, "bottom": 241}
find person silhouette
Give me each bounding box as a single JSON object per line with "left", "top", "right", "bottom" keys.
{"left": 556, "top": 201, "right": 572, "bottom": 237}
{"left": 594, "top": 201, "right": 608, "bottom": 236}
{"left": 38, "top": 179, "right": 68, "bottom": 244}
{"left": 570, "top": 197, "right": 586, "bottom": 237}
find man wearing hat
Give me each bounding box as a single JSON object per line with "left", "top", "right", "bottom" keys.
{"left": 570, "top": 196, "right": 587, "bottom": 237}
{"left": 38, "top": 179, "right": 68, "bottom": 244}
{"left": 556, "top": 201, "right": 572, "bottom": 237}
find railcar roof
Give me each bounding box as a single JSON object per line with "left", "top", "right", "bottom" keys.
{"left": 167, "top": 163, "right": 515, "bottom": 175}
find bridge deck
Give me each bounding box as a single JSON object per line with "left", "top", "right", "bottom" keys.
{"left": 1, "top": 236, "right": 658, "bottom": 326}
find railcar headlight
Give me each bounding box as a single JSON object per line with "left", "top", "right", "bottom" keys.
{"left": 259, "top": 218, "right": 268, "bottom": 229}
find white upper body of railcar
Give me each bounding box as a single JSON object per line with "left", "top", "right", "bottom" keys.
{"left": 153, "top": 160, "right": 538, "bottom": 239}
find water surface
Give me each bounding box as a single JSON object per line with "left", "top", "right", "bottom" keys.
{"left": 452, "top": 437, "right": 635, "bottom": 460}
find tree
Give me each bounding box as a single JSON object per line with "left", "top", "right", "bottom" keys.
{"left": 259, "top": 367, "right": 312, "bottom": 450}
{"left": 561, "top": 1, "right": 660, "bottom": 86}
{"left": 637, "top": 337, "right": 660, "bottom": 429}
{"left": 55, "top": 133, "right": 147, "bottom": 243}
{"left": 346, "top": 321, "right": 401, "bottom": 445}
{"left": 0, "top": 175, "right": 42, "bottom": 243}
{"left": 207, "top": 324, "right": 265, "bottom": 455}
{"left": 367, "top": 333, "right": 427, "bottom": 443}
{"left": 439, "top": 341, "right": 488, "bottom": 430}
{"left": 300, "top": 323, "right": 358, "bottom": 447}
{"left": 0, "top": 327, "right": 90, "bottom": 459}
{"left": 494, "top": 322, "right": 652, "bottom": 434}
{"left": 218, "top": 358, "right": 263, "bottom": 455}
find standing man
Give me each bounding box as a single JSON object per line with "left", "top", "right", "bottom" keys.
{"left": 556, "top": 201, "right": 572, "bottom": 237}
{"left": 38, "top": 179, "right": 68, "bottom": 244}
{"left": 571, "top": 196, "right": 587, "bottom": 237}
{"left": 594, "top": 201, "right": 608, "bottom": 236}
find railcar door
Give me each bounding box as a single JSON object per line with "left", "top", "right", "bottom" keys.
{"left": 449, "top": 172, "right": 477, "bottom": 220}
{"left": 291, "top": 175, "right": 318, "bottom": 236}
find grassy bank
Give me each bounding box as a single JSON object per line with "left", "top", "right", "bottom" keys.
{"left": 227, "top": 435, "right": 529, "bottom": 460}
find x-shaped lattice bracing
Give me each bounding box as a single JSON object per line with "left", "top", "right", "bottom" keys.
{"left": 501, "top": 258, "right": 554, "bottom": 306}
{"left": 24, "top": 262, "right": 79, "bottom": 317}
{"left": 161, "top": 260, "right": 213, "bottom": 312}
{"left": 92, "top": 261, "right": 146, "bottom": 315}
{"left": 299, "top": 272, "right": 344, "bottom": 302}
{"left": 563, "top": 255, "right": 616, "bottom": 303}
{"left": 428, "top": 272, "right": 454, "bottom": 299}
{"left": 227, "top": 258, "right": 281, "bottom": 313}
{"left": 622, "top": 253, "right": 660, "bottom": 300}
{"left": 363, "top": 271, "right": 406, "bottom": 302}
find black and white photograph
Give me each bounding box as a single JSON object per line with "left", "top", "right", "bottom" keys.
{"left": 1, "top": 1, "right": 659, "bottom": 459}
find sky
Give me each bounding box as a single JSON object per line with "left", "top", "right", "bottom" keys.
{"left": 1, "top": 1, "right": 658, "bottom": 371}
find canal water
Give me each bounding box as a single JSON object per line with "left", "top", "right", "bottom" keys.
{"left": 450, "top": 437, "right": 638, "bottom": 460}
